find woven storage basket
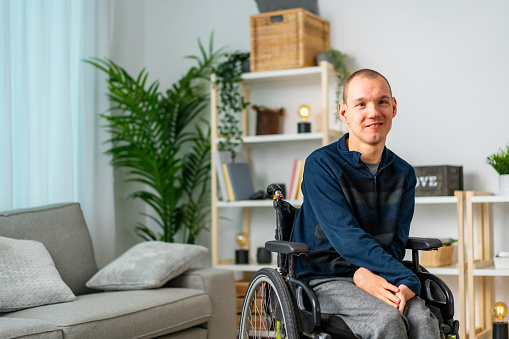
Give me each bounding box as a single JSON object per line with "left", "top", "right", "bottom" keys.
{"left": 250, "top": 8, "right": 329, "bottom": 72}
{"left": 420, "top": 244, "right": 455, "bottom": 267}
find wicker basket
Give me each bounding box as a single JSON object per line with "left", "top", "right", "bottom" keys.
{"left": 420, "top": 244, "right": 455, "bottom": 267}
{"left": 250, "top": 8, "right": 329, "bottom": 72}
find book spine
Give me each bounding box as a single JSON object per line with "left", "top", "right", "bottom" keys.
{"left": 214, "top": 151, "right": 229, "bottom": 201}
{"left": 222, "top": 163, "right": 235, "bottom": 201}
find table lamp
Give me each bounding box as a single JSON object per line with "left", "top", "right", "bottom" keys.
{"left": 493, "top": 301, "right": 508, "bottom": 339}
{"left": 297, "top": 104, "right": 311, "bottom": 133}
{"left": 235, "top": 232, "right": 249, "bottom": 264}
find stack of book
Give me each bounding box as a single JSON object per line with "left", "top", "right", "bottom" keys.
{"left": 214, "top": 151, "right": 255, "bottom": 201}
{"left": 288, "top": 158, "right": 305, "bottom": 200}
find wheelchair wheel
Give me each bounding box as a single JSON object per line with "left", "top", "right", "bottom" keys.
{"left": 239, "top": 267, "right": 299, "bottom": 339}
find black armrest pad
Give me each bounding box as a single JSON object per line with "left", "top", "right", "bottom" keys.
{"left": 265, "top": 240, "right": 309, "bottom": 255}
{"left": 406, "top": 237, "right": 442, "bottom": 250}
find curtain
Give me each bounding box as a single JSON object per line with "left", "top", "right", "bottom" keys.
{"left": 0, "top": 0, "right": 116, "bottom": 266}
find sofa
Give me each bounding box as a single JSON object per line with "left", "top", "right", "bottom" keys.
{"left": 0, "top": 203, "right": 236, "bottom": 339}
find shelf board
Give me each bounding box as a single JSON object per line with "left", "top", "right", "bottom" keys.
{"left": 216, "top": 199, "right": 303, "bottom": 208}
{"left": 473, "top": 265, "right": 509, "bottom": 276}
{"left": 426, "top": 265, "right": 460, "bottom": 276}
{"left": 415, "top": 196, "right": 458, "bottom": 204}
{"left": 219, "top": 263, "right": 460, "bottom": 276}
{"left": 217, "top": 132, "right": 323, "bottom": 145}
{"left": 471, "top": 195, "right": 509, "bottom": 203}
{"left": 241, "top": 66, "right": 324, "bottom": 84}
{"left": 216, "top": 197, "right": 456, "bottom": 208}
{"left": 217, "top": 264, "right": 276, "bottom": 272}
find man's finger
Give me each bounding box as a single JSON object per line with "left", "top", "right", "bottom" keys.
{"left": 381, "top": 281, "right": 399, "bottom": 293}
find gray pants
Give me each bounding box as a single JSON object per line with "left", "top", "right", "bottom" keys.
{"left": 310, "top": 277, "right": 440, "bottom": 339}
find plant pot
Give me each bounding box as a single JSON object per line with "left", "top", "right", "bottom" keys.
{"left": 316, "top": 52, "right": 331, "bottom": 66}
{"left": 500, "top": 174, "right": 509, "bottom": 196}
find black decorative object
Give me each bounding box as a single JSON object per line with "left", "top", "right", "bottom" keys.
{"left": 235, "top": 249, "right": 249, "bottom": 264}
{"left": 257, "top": 247, "right": 272, "bottom": 264}
{"left": 413, "top": 166, "right": 463, "bottom": 196}
{"left": 298, "top": 122, "right": 311, "bottom": 133}
{"left": 494, "top": 322, "right": 508, "bottom": 339}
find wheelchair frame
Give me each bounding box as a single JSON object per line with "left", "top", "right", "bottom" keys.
{"left": 238, "top": 184, "right": 459, "bottom": 339}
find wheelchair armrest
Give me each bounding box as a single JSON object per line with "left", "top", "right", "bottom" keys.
{"left": 265, "top": 240, "right": 309, "bottom": 255}
{"left": 406, "top": 237, "right": 442, "bottom": 251}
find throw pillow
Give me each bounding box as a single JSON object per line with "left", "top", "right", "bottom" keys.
{"left": 0, "top": 236, "right": 76, "bottom": 312}
{"left": 86, "top": 241, "right": 208, "bottom": 290}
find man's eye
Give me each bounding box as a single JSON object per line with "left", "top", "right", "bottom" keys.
{"left": 355, "top": 103, "right": 365, "bottom": 107}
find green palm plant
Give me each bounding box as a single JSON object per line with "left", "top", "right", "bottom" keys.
{"left": 86, "top": 37, "right": 223, "bottom": 244}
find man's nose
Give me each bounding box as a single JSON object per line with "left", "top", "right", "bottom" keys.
{"left": 366, "top": 103, "right": 382, "bottom": 118}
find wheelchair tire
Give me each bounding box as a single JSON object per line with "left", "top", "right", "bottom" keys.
{"left": 239, "top": 267, "right": 299, "bottom": 339}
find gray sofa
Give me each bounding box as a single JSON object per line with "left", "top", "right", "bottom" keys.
{"left": 0, "top": 203, "right": 236, "bottom": 339}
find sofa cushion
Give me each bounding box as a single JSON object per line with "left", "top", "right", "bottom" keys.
{"left": 5, "top": 288, "right": 212, "bottom": 339}
{"left": 0, "top": 317, "right": 63, "bottom": 339}
{"left": 86, "top": 241, "right": 208, "bottom": 291}
{"left": 0, "top": 237, "right": 75, "bottom": 312}
{"left": 0, "top": 203, "right": 98, "bottom": 296}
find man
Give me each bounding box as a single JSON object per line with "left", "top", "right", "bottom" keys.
{"left": 292, "top": 69, "right": 440, "bottom": 338}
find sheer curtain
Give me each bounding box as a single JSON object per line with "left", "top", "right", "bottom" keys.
{"left": 0, "top": 0, "right": 116, "bottom": 266}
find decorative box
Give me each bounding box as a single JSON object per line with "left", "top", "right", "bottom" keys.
{"left": 250, "top": 8, "right": 329, "bottom": 72}
{"left": 420, "top": 244, "right": 455, "bottom": 268}
{"left": 494, "top": 252, "right": 509, "bottom": 269}
{"left": 414, "top": 165, "right": 463, "bottom": 196}
{"left": 252, "top": 105, "right": 284, "bottom": 135}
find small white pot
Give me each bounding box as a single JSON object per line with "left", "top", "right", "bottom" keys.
{"left": 499, "top": 174, "right": 509, "bottom": 196}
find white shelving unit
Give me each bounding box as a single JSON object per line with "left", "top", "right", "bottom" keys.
{"left": 463, "top": 192, "right": 509, "bottom": 339}
{"left": 414, "top": 195, "right": 460, "bottom": 277}
{"left": 210, "top": 61, "right": 337, "bottom": 270}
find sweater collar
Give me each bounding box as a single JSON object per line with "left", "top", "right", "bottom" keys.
{"left": 336, "top": 133, "right": 394, "bottom": 170}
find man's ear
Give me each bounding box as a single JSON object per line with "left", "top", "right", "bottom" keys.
{"left": 339, "top": 103, "right": 348, "bottom": 123}
{"left": 392, "top": 97, "right": 398, "bottom": 118}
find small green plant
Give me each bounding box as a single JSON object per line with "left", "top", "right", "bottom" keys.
{"left": 486, "top": 145, "right": 509, "bottom": 175}
{"left": 320, "top": 48, "right": 349, "bottom": 106}
{"left": 214, "top": 51, "right": 250, "bottom": 162}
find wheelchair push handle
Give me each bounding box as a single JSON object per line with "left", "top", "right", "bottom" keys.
{"left": 267, "top": 183, "right": 284, "bottom": 200}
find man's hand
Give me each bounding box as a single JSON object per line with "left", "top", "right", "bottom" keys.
{"left": 353, "top": 267, "right": 401, "bottom": 308}
{"left": 395, "top": 284, "right": 415, "bottom": 313}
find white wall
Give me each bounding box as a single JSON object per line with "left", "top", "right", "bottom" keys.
{"left": 109, "top": 0, "right": 509, "bottom": 303}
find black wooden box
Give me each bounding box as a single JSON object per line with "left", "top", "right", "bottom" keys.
{"left": 413, "top": 166, "right": 463, "bottom": 196}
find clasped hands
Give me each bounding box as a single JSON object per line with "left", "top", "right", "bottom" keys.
{"left": 353, "top": 267, "right": 415, "bottom": 313}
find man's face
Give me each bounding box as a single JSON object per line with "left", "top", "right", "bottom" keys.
{"left": 339, "top": 75, "right": 397, "bottom": 148}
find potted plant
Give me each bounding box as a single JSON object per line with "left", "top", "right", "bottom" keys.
{"left": 486, "top": 144, "right": 509, "bottom": 195}
{"left": 86, "top": 36, "right": 223, "bottom": 244}
{"left": 214, "top": 51, "right": 250, "bottom": 162}
{"left": 316, "top": 48, "right": 349, "bottom": 108}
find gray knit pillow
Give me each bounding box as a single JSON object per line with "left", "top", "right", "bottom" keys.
{"left": 0, "top": 237, "right": 76, "bottom": 312}
{"left": 86, "top": 241, "right": 208, "bottom": 291}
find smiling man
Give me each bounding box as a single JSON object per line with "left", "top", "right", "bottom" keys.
{"left": 292, "top": 69, "right": 440, "bottom": 338}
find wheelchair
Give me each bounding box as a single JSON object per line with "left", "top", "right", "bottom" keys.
{"left": 238, "top": 184, "right": 460, "bottom": 339}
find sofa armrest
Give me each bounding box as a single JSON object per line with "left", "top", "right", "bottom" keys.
{"left": 166, "top": 268, "right": 236, "bottom": 339}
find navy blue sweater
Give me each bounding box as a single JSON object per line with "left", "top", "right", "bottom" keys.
{"left": 292, "top": 134, "right": 420, "bottom": 295}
